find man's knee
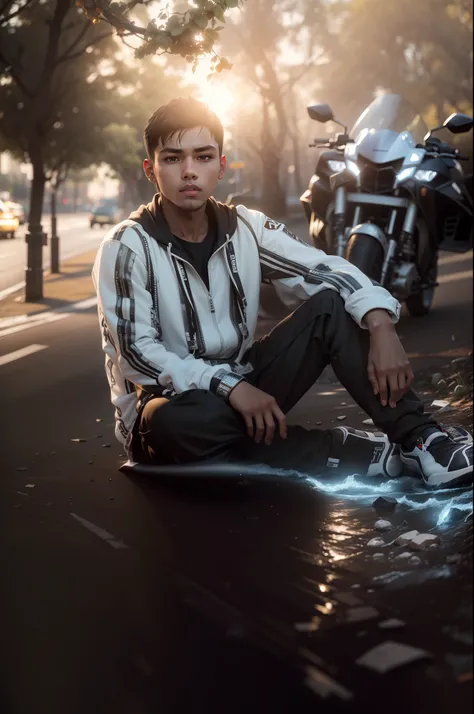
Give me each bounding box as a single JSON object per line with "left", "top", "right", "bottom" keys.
{"left": 141, "top": 389, "right": 239, "bottom": 439}
{"left": 306, "top": 289, "right": 346, "bottom": 316}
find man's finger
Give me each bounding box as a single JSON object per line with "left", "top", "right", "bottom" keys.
{"left": 254, "top": 414, "right": 265, "bottom": 444}
{"left": 367, "top": 361, "right": 379, "bottom": 395}
{"left": 398, "top": 370, "right": 407, "bottom": 397}
{"left": 406, "top": 367, "right": 415, "bottom": 389}
{"left": 263, "top": 410, "right": 276, "bottom": 445}
{"left": 388, "top": 372, "right": 401, "bottom": 407}
{"left": 273, "top": 405, "right": 287, "bottom": 440}
{"left": 378, "top": 372, "right": 388, "bottom": 406}
{"left": 244, "top": 414, "right": 254, "bottom": 440}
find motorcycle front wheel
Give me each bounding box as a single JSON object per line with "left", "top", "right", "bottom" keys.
{"left": 345, "top": 235, "right": 384, "bottom": 282}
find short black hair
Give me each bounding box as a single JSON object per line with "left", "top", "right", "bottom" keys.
{"left": 144, "top": 97, "right": 224, "bottom": 159}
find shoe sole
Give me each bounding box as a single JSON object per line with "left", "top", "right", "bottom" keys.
{"left": 400, "top": 455, "right": 473, "bottom": 489}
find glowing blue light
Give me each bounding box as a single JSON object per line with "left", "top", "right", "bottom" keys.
{"left": 436, "top": 501, "right": 473, "bottom": 527}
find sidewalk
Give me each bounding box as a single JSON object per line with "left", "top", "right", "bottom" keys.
{"left": 0, "top": 248, "right": 98, "bottom": 322}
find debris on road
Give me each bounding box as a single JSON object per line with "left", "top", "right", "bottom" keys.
{"left": 372, "top": 553, "right": 385, "bottom": 561}
{"left": 374, "top": 519, "right": 392, "bottom": 531}
{"left": 378, "top": 618, "right": 406, "bottom": 630}
{"left": 446, "top": 553, "right": 462, "bottom": 564}
{"left": 346, "top": 606, "right": 379, "bottom": 623}
{"left": 409, "top": 555, "right": 423, "bottom": 565}
{"left": 336, "top": 415, "right": 347, "bottom": 421}
{"left": 362, "top": 418, "right": 374, "bottom": 425}
{"left": 356, "top": 641, "right": 431, "bottom": 673}
{"left": 431, "top": 373, "right": 443, "bottom": 386}
{"left": 16, "top": 466, "right": 27, "bottom": 472}
{"left": 394, "top": 551, "right": 413, "bottom": 562}
{"left": 409, "top": 533, "right": 440, "bottom": 550}
{"left": 367, "top": 537, "right": 385, "bottom": 548}
{"left": 334, "top": 592, "right": 363, "bottom": 607}
{"left": 95, "top": 418, "right": 103, "bottom": 422}
{"left": 395, "top": 530, "right": 420, "bottom": 546}
{"left": 431, "top": 399, "right": 449, "bottom": 409}
{"left": 372, "top": 496, "right": 398, "bottom": 511}
{"left": 102, "top": 444, "right": 111, "bottom": 448}
{"left": 70, "top": 438, "right": 86, "bottom": 443}
{"left": 294, "top": 621, "right": 319, "bottom": 632}
{"left": 25, "top": 484, "right": 35, "bottom": 488}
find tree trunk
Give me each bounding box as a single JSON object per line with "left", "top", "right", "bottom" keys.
{"left": 50, "top": 186, "right": 60, "bottom": 273}
{"left": 259, "top": 101, "right": 287, "bottom": 218}
{"left": 51, "top": 189, "right": 57, "bottom": 237}
{"left": 260, "top": 144, "right": 287, "bottom": 218}
{"left": 25, "top": 146, "right": 47, "bottom": 301}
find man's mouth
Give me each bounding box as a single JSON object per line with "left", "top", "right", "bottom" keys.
{"left": 180, "top": 185, "right": 201, "bottom": 195}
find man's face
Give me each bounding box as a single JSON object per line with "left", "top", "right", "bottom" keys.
{"left": 144, "top": 126, "right": 226, "bottom": 211}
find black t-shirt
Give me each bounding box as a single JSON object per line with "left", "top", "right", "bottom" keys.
{"left": 174, "top": 216, "right": 217, "bottom": 290}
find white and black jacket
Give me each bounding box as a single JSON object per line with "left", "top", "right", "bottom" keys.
{"left": 92, "top": 196, "right": 401, "bottom": 449}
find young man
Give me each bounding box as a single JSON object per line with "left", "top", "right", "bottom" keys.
{"left": 92, "top": 97, "right": 472, "bottom": 489}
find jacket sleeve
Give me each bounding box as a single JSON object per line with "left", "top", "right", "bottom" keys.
{"left": 92, "top": 234, "right": 237, "bottom": 394}
{"left": 241, "top": 208, "right": 401, "bottom": 327}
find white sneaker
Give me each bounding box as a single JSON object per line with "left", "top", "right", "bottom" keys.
{"left": 400, "top": 426, "right": 473, "bottom": 488}
{"left": 332, "top": 426, "right": 402, "bottom": 478}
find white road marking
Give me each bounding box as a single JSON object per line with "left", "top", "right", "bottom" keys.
{"left": 70, "top": 513, "right": 128, "bottom": 550}
{"left": 0, "top": 343, "right": 47, "bottom": 367}
{"left": 0, "top": 296, "right": 98, "bottom": 338}
{"left": 0, "top": 280, "right": 25, "bottom": 301}
{"left": 437, "top": 269, "right": 473, "bottom": 285}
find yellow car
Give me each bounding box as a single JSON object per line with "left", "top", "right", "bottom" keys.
{"left": 0, "top": 199, "right": 19, "bottom": 239}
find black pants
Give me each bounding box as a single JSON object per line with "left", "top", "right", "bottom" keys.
{"left": 132, "top": 290, "right": 436, "bottom": 472}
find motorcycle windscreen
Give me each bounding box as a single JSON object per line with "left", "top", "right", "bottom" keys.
{"left": 355, "top": 128, "right": 416, "bottom": 164}
{"left": 351, "top": 93, "right": 428, "bottom": 145}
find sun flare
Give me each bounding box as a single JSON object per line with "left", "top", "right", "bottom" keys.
{"left": 183, "top": 57, "right": 236, "bottom": 129}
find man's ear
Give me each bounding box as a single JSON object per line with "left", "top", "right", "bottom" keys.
{"left": 218, "top": 155, "right": 227, "bottom": 180}
{"left": 143, "top": 158, "right": 156, "bottom": 183}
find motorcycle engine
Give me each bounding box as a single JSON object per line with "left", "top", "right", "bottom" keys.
{"left": 391, "top": 262, "right": 419, "bottom": 298}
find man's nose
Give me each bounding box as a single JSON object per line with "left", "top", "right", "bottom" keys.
{"left": 181, "top": 157, "right": 198, "bottom": 180}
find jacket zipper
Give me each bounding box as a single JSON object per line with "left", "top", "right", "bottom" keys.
{"left": 172, "top": 245, "right": 230, "bottom": 357}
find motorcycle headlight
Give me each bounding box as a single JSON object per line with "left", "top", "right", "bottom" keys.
{"left": 327, "top": 160, "right": 346, "bottom": 174}
{"left": 346, "top": 160, "right": 360, "bottom": 177}
{"left": 395, "top": 167, "right": 416, "bottom": 184}
{"left": 414, "top": 169, "right": 437, "bottom": 182}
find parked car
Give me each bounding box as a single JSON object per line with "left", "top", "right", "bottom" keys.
{"left": 6, "top": 201, "right": 26, "bottom": 225}
{"left": 0, "top": 199, "right": 19, "bottom": 239}
{"left": 90, "top": 203, "right": 119, "bottom": 228}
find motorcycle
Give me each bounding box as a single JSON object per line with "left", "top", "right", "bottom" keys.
{"left": 300, "top": 93, "right": 473, "bottom": 315}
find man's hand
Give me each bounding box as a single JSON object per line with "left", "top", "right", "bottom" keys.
{"left": 229, "top": 382, "right": 287, "bottom": 445}
{"left": 364, "top": 309, "right": 414, "bottom": 408}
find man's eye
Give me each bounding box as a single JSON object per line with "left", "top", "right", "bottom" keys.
{"left": 164, "top": 156, "right": 179, "bottom": 163}
{"left": 198, "top": 155, "right": 213, "bottom": 161}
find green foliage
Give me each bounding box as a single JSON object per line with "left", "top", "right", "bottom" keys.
{"left": 78, "top": 0, "right": 243, "bottom": 69}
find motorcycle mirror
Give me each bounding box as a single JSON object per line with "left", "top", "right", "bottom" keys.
{"left": 443, "top": 113, "right": 473, "bottom": 134}
{"left": 307, "top": 104, "right": 334, "bottom": 123}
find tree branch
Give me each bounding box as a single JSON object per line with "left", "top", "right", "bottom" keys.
{"left": 56, "top": 30, "right": 114, "bottom": 64}
{"left": 0, "top": 0, "right": 37, "bottom": 26}
{"left": 56, "top": 21, "right": 91, "bottom": 63}
{"left": 0, "top": 46, "right": 33, "bottom": 96}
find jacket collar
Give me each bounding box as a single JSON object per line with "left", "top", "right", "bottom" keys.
{"left": 128, "top": 194, "right": 238, "bottom": 256}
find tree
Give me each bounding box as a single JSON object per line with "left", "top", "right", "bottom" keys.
{"left": 0, "top": 0, "right": 119, "bottom": 300}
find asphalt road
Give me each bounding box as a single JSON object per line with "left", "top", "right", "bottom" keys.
{"left": 0, "top": 213, "right": 109, "bottom": 296}
{"left": 0, "top": 231, "right": 472, "bottom": 713}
